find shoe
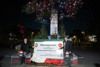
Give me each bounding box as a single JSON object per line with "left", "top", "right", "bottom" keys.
{"left": 20, "top": 63, "right": 26, "bottom": 66}
{"left": 20, "top": 63, "right": 23, "bottom": 65}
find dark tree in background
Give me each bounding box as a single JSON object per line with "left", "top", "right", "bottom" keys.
{"left": 59, "top": 23, "right": 66, "bottom": 39}
{"left": 34, "top": 24, "right": 48, "bottom": 39}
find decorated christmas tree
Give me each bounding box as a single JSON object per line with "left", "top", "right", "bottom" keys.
{"left": 22, "top": 0, "right": 83, "bottom": 21}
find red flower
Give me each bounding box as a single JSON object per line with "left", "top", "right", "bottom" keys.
{"left": 44, "top": 59, "right": 64, "bottom": 66}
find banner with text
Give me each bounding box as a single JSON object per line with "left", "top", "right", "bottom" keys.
{"left": 34, "top": 41, "right": 63, "bottom": 59}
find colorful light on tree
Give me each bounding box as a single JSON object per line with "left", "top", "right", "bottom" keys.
{"left": 22, "top": 0, "right": 83, "bottom": 21}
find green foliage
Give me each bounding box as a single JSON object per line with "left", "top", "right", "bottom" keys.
{"left": 34, "top": 24, "right": 48, "bottom": 39}
{"left": 59, "top": 23, "right": 66, "bottom": 39}
{"left": 29, "top": 39, "right": 34, "bottom": 53}
{"left": 30, "top": 24, "right": 48, "bottom": 53}
{"left": 51, "top": 35, "right": 57, "bottom": 39}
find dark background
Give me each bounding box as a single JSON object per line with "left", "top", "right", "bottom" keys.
{"left": 0, "top": 0, "right": 100, "bottom": 34}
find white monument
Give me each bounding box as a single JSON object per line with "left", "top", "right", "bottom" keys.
{"left": 50, "top": 9, "right": 58, "bottom": 35}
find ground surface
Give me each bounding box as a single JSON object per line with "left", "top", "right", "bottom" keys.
{"left": 0, "top": 46, "right": 100, "bottom": 67}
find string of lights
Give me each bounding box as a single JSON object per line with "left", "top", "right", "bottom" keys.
{"left": 22, "top": 0, "right": 83, "bottom": 21}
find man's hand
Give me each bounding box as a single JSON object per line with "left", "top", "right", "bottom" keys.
{"left": 32, "top": 46, "right": 34, "bottom": 48}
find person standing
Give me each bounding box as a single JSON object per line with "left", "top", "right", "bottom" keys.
{"left": 20, "top": 38, "right": 31, "bottom": 64}
{"left": 64, "top": 37, "right": 72, "bottom": 53}
{"left": 60, "top": 37, "right": 72, "bottom": 57}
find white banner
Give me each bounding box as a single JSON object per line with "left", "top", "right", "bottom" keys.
{"left": 34, "top": 41, "right": 63, "bottom": 59}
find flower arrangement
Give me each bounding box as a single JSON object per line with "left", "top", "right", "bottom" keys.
{"left": 44, "top": 59, "right": 64, "bottom": 66}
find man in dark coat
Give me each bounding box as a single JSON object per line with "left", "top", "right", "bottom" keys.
{"left": 64, "top": 37, "right": 71, "bottom": 53}
{"left": 60, "top": 37, "right": 72, "bottom": 57}
{"left": 20, "top": 38, "right": 31, "bottom": 64}
{"left": 21, "top": 38, "right": 30, "bottom": 54}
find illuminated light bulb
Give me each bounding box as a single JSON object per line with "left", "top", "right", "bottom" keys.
{"left": 64, "top": 6, "right": 67, "bottom": 9}
{"left": 43, "top": 5, "right": 46, "bottom": 7}
{"left": 36, "top": 3, "right": 39, "bottom": 6}
{"left": 72, "top": 13, "right": 75, "bottom": 15}
{"left": 28, "top": 2, "right": 32, "bottom": 4}
{"left": 61, "top": 2, "right": 63, "bottom": 4}
{"left": 73, "top": 3, "right": 76, "bottom": 6}
{"left": 31, "top": 7, "right": 34, "bottom": 9}
{"left": 74, "top": 1, "right": 77, "bottom": 3}
{"left": 48, "top": 3, "right": 50, "bottom": 6}
{"left": 69, "top": 5, "right": 71, "bottom": 8}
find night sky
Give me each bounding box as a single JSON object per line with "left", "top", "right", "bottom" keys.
{"left": 0, "top": 0, "right": 99, "bottom": 34}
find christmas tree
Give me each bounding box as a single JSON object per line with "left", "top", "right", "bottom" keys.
{"left": 59, "top": 23, "right": 66, "bottom": 39}
{"left": 22, "top": 0, "right": 83, "bottom": 21}
{"left": 34, "top": 24, "right": 48, "bottom": 39}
